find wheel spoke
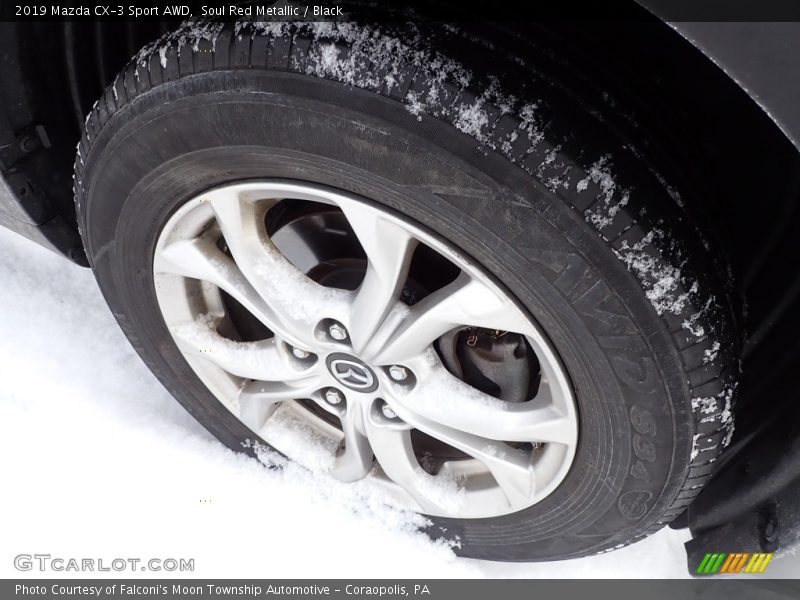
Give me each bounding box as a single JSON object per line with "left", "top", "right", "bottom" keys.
{"left": 370, "top": 272, "right": 531, "bottom": 365}
{"left": 169, "top": 315, "right": 315, "bottom": 382}
{"left": 393, "top": 366, "right": 577, "bottom": 446}
{"left": 238, "top": 378, "right": 323, "bottom": 432}
{"left": 204, "top": 188, "right": 351, "bottom": 347}
{"left": 385, "top": 397, "right": 536, "bottom": 507}
{"left": 364, "top": 417, "right": 465, "bottom": 515}
{"left": 331, "top": 402, "right": 374, "bottom": 482}
{"left": 155, "top": 233, "right": 303, "bottom": 341}
{"left": 341, "top": 205, "right": 417, "bottom": 355}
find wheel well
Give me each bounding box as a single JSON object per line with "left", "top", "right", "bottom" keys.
{"left": 4, "top": 15, "right": 798, "bottom": 432}
{"left": 492, "top": 19, "right": 800, "bottom": 439}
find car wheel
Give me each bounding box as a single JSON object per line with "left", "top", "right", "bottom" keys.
{"left": 73, "top": 20, "right": 739, "bottom": 561}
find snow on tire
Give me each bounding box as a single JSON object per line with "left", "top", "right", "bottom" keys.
{"left": 73, "top": 19, "right": 740, "bottom": 561}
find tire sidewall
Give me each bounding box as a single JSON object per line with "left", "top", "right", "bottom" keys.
{"left": 80, "top": 71, "right": 691, "bottom": 560}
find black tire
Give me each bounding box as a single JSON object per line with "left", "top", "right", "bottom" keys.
{"left": 74, "top": 20, "right": 739, "bottom": 561}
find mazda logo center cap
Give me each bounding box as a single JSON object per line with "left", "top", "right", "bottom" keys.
{"left": 326, "top": 353, "right": 378, "bottom": 392}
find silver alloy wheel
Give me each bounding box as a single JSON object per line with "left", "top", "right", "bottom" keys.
{"left": 153, "top": 181, "right": 578, "bottom": 518}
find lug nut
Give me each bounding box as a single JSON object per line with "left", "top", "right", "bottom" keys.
{"left": 381, "top": 403, "right": 397, "bottom": 419}
{"left": 389, "top": 365, "right": 408, "bottom": 381}
{"left": 325, "top": 389, "right": 343, "bottom": 405}
{"left": 328, "top": 323, "right": 348, "bottom": 341}
{"left": 291, "top": 347, "right": 310, "bottom": 359}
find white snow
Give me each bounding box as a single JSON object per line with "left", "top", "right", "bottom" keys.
{"left": 689, "top": 383, "right": 737, "bottom": 449}
{"left": 703, "top": 341, "right": 721, "bottom": 364}
{"left": 691, "top": 397, "right": 718, "bottom": 416}
{"left": 409, "top": 467, "right": 468, "bottom": 515}
{"left": 613, "top": 228, "right": 701, "bottom": 324}
{"left": 251, "top": 241, "right": 351, "bottom": 323}
{"left": 405, "top": 91, "right": 425, "bottom": 120}
{"left": 396, "top": 366, "right": 507, "bottom": 415}
{"left": 719, "top": 387, "right": 736, "bottom": 448}
{"left": 126, "top": 20, "right": 227, "bottom": 76}
{"left": 578, "top": 156, "right": 631, "bottom": 230}
{"left": 258, "top": 406, "right": 339, "bottom": 472}
{"left": 682, "top": 301, "right": 710, "bottom": 338}
{"left": 453, "top": 101, "right": 491, "bottom": 139}
{"left": 0, "top": 225, "right": 703, "bottom": 578}
{"left": 690, "top": 434, "right": 703, "bottom": 461}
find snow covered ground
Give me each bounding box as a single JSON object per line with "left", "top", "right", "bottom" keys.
{"left": 0, "top": 224, "right": 754, "bottom": 579}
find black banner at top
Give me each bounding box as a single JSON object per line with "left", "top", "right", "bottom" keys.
{"left": 2, "top": 0, "right": 800, "bottom": 23}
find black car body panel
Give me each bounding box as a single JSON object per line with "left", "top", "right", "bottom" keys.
{"left": 671, "top": 21, "right": 800, "bottom": 149}
{"left": 638, "top": 8, "right": 800, "bottom": 150}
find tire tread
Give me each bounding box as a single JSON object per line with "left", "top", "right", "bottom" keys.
{"left": 73, "top": 20, "right": 740, "bottom": 558}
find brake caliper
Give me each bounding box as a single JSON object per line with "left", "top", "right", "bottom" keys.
{"left": 437, "top": 327, "right": 539, "bottom": 403}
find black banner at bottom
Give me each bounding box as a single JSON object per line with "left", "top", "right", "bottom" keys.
{"left": 3, "top": 580, "right": 800, "bottom": 600}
